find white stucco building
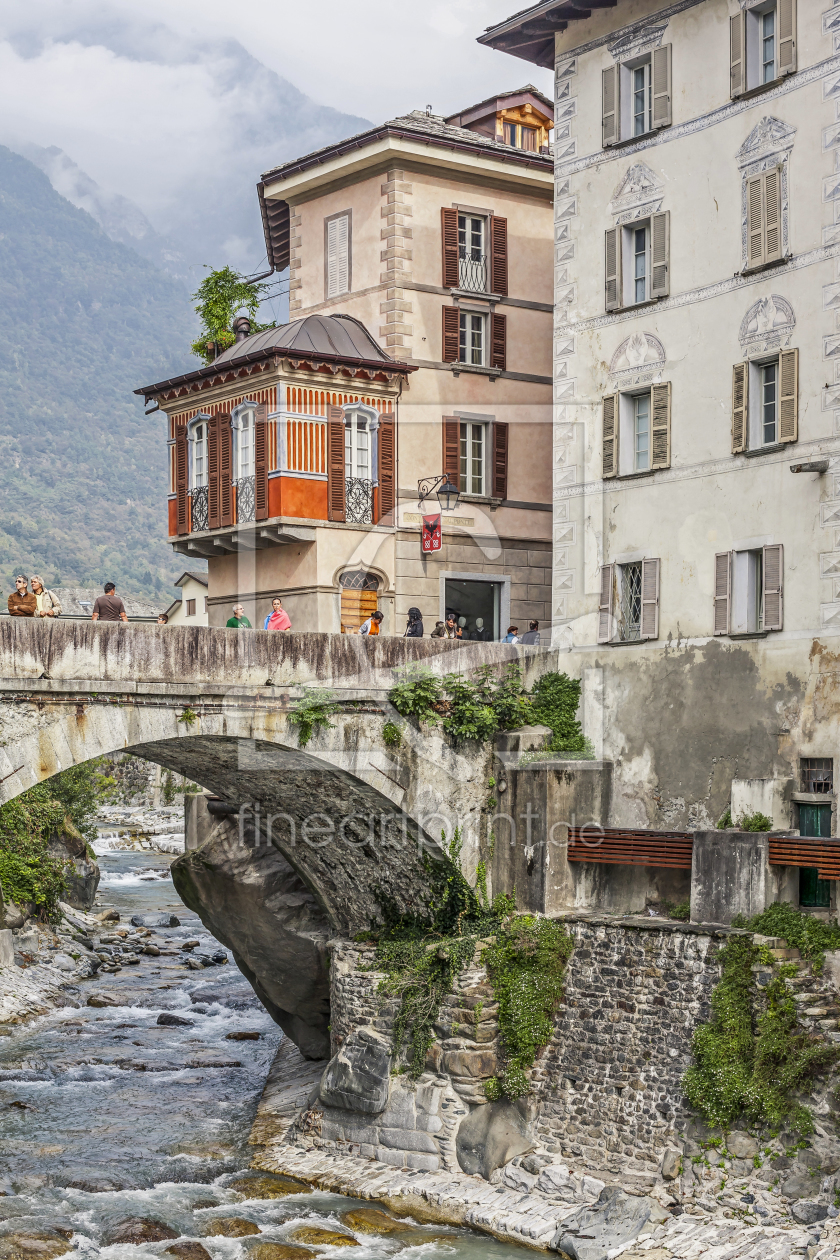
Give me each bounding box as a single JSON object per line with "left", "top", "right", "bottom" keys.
{"left": 478, "top": 1, "right": 840, "bottom": 864}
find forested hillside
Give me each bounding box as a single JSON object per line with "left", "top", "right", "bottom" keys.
{"left": 0, "top": 146, "right": 198, "bottom": 603}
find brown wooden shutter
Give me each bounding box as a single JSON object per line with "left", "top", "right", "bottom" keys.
{"left": 651, "top": 211, "right": 670, "bottom": 298}
{"left": 764, "top": 167, "right": 782, "bottom": 263}
{"left": 327, "top": 405, "right": 346, "bottom": 522}
{"left": 640, "top": 557, "right": 660, "bottom": 640}
{"left": 605, "top": 227, "right": 622, "bottom": 311}
{"left": 207, "top": 412, "right": 221, "bottom": 529}
{"left": 762, "top": 543, "right": 784, "bottom": 631}
{"left": 219, "top": 412, "right": 233, "bottom": 527}
{"left": 747, "top": 175, "right": 765, "bottom": 268}
{"left": 442, "top": 306, "right": 460, "bottom": 362}
{"left": 652, "top": 45, "right": 672, "bottom": 128}
{"left": 732, "top": 363, "right": 748, "bottom": 454}
{"left": 377, "top": 412, "right": 395, "bottom": 524}
{"left": 492, "top": 422, "right": 509, "bottom": 500}
{"left": 650, "top": 382, "right": 671, "bottom": 470}
{"left": 730, "top": 12, "right": 745, "bottom": 98}
{"left": 779, "top": 347, "right": 798, "bottom": 443}
{"left": 442, "top": 207, "right": 459, "bottom": 288}
{"left": 489, "top": 215, "right": 508, "bottom": 296}
{"left": 713, "top": 552, "right": 731, "bottom": 635}
{"left": 778, "top": 0, "right": 796, "bottom": 75}
{"left": 602, "top": 393, "right": 619, "bottom": 478}
{"left": 443, "top": 417, "right": 460, "bottom": 490}
{"left": 254, "top": 403, "right": 269, "bottom": 521}
{"left": 175, "top": 424, "right": 189, "bottom": 536}
{"left": 598, "top": 564, "right": 614, "bottom": 643}
{"left": 602, "top": 64, "right": 619, "bottom": 147}
{"left": 490, "top": 312, "right": 506, "bottom": 371}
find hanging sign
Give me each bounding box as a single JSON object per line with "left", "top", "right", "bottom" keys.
{"left": 421, "top": 513, "right": 442, "bottom": 553}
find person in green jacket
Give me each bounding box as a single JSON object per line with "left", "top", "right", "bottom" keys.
{"left": 226, "top": 603, "right": 252, "bottom": 628}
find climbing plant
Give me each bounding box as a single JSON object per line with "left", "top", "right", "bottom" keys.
{"left": 683, "top": 929, "right": 840, "bottom": 1135}
{"left": 289, "top": 688, "right": 339, "bottom": 749}
{"left": 529, "top": 671, "right": 590, "bottom": 754}
{"left": 190, "top": 266, "right": 272, "bottom": 363}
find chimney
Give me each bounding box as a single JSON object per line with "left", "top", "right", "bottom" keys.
{"left": 233, "top": 316, "right": 251, "bottom": 344}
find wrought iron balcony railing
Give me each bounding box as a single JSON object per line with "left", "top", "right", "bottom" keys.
{"left": 458, "top": 250, "right": 488, "bottom": 294}
{"left": 190, "top": 484, "right": 209, "bottom": 533}
{"left": 234, "top": 475, "right": 256, "bottom": 524}
{"left": 345, "top": 477, "right": 373, "bottom": 525}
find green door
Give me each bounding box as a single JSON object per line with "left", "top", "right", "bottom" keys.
{"left": 799, "top": 803, "right": 832, "bottom": 908}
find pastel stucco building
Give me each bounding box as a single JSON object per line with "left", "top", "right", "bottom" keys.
{"left": 480, "top": 0, "right": 840, "bottom": 902}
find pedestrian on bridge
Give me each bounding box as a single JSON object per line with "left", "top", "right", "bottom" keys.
{"left": 8, "top": 576, "right": 36, "bottom": 617}
{"left": 91, "top": 583, "right": 128, "bottom": 623}
{"left": 404, "top": 606, "right": 424, "bottom": 638}
{"left": 264, "top": 597, "right": 291, "bottom": 631}
{"left": 226, "top": 604, "right": 252, "bottom": 629}
{"left": 31, "top": 576, "right": 62, "bottom": 618}
{"left": 359, "top": 610, "right": 383, "bottom": 635}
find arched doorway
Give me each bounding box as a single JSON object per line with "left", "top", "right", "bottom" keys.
{"left": 339, "top": 569, "right": 379, "bottom": 633}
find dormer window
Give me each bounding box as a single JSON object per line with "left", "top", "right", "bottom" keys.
{"left": 503, "top": 121, "right": 537, "bottom": 151}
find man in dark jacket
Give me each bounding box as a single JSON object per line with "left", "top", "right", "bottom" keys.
{"left": 8, "top": 576, "right": 36, "bottom": 617}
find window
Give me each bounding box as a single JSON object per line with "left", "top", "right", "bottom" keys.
{"left": 503, "top": 122, "right": 537, "bottom": 150}
{"left": 745, "top": 168, "right": 782, "bottom": 271}
{"left": 189, "top": 420, "right": 208, "bottom": 490}
{"left": 605, "top": 213, "right": 669, "bottom": 311}
{"left": 459, "top": 422, "right": 486, "bottom": 495}
{"left": 459, "top": 312, "right": 485, "bottom": 366}
{"left": 233, "top": 408, "right": 255, "bottom": 479}
{"left": 345, "top": 410, "right": 372, "bottom": 480}
{"left": 731, "top": 0, "right": 796, "bottom": 97}
{"left": 713, "top": 544, "right": 783, "bottom": 635}
{"left": 602, "top": 45, "right": 671, "bottom": 147}
{"left": 443, "top": 578, "right": 501, "bottom": 641}
{"left": 598, "top": 558, "right": 660, "bottom": 643}
{"left": 801, "top": 759, "right": 833, "bottom": 794}
{"left": 339, "top": 570, "right": 378, "bottom": 634}
{"left": 458, "top": 215, "right": 487, "bottom": 293}
{"left": 325, "top": 211, "right": 350, "bottom": 299}
{"left": 731, "top": 350, "right": 798, "bottom": 453}
{"left": 605, "top": 383, "right": 671, "bottom": 479}
{"left": 186, "top": 599, "right": 196, "bottom": 617}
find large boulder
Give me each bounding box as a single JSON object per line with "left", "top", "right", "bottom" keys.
{"left": 318, "top": 1028, "right": 392, "bottom": 1114}
{"left": 455, "top": 1097, "right": 535, "bottom": 1179}
{"left": 171, "top": 815, "right": 331, "bottom": 1059}
{"left": 551, "top": 1186, "right": 669, "bottom": 1260}
{"left": 47, "top": 821, "right": 99, "bottom": 909}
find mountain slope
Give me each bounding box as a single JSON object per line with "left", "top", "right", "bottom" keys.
{"left": 0, "top": 145, "right": 198, "bottom": 602}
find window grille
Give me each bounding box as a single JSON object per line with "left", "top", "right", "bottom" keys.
{"left": 801, "top": 758, "right": 833, "bottom": 794}
{"left": 619, "top": 562, "right": 642, "bottom": 641}
{"left": 190, "top": 485, "right": 209, "bottom": 533}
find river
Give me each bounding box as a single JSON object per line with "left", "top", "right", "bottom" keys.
{"left": 0, "top": 845, "right": 535, "bottom": 1257}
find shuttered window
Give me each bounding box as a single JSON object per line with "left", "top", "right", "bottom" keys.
{"left": 602, "top": 64, "right": 619, "bottom": 147}
{"left": 651, "top": 211, "right": 670, "bottom": 298}
{"left": 650, "top": 382, "right": 671, "bottom": 470}
{"left": 442, "top": 208, "right": 459, "bottom": 288}
{"left": 640, "top": 557, "right": 660, "bottom": 640}
{"left": 603, "top": 49, "right": 671, "bottom": 147}
{"left": 763, "top": 543, "right": 784, "bottom": 631}
{"left": 254, "top": 403, "right": 269, "bottom": 522}
{"left": 207, "top": 413, "right": 221, "bottom": 529}
{"left": 489, "top": 216, "right": 508, "bottom": 296}
{"left": 492, "top": 422, "right": 509, "bottom": 499}
{"left": 175, "top": 424, "right": 189, "bottom": 536}
{"left": 490, "top": 312, "right": 506, "bottom": 371}
{"left": 442, "top": 307, "right": 460, "bottom": 362}
{"left": 605, "top": 213, "right": 668, "bottom": 311}
{"left": 597, "top": 560, "right": 660, "bottom": 642}
{"left": 602, "top": 393, "right": 619, "bottom": 479}
{"left": 746, "top": 168, "right": 782, "bottom": 270}
{"left": 605, "top": 228, "right": 621, "bottom": 311}
{"left": 218, "top": 413, "right": 233, "bottom": 528}
{"left": 730, "top": 13, "right": 745, "bottom": 97}
{"left": 443, "top": 417, "right": 460, "bottom": 490}
{"left": 651, "top": 46, "right": 672, "bottom": 128}
{"left": 733, "top": 1, "right": 796, "bottom": 97}
{"left": 715, "top": 546, "right": 784, "bottom": 634}
{"left": 732, "top": 350, "right": 797, "bottom": 453}
{"left": 377, "top": 413, "right": 396, "bottom": 524}
{"left": 327, "top": 406, "right": 346, "bottom": 522}
{"left": 732, "top": 363, "right": 748, "bottom": 454}
{"left": 713, "top": 552, "right": 731, "bottom": 635}
{"left": 326, "top": 213, "right": 350, "bottom": 298}
{"left": 778, "top": 348, "right": 798, "bottom": 443}
{"left": 778, "top": 0, "right": 796, "bottom": 75}
{"left": 598, "top": 563, "right": 615, "bottom": 642}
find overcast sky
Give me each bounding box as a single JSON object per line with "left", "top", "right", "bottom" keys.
{"left": 0, "top": 0, "right": 551, "bottom": 272}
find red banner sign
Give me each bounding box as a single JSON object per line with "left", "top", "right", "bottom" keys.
{"left": 421, "top": 513, "right": 442, "bottom": 553}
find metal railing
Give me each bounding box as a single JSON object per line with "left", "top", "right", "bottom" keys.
{"left": 345, "top": 477, "right": 373, "bottom": 524}
{"left": 190, "top": 485, "right": 209, "bottom": 533}
{"left": 234, "top": 475, "right": 256, "bottom": 524}
{"left": 458, "top": 250, "right": 488, "bottom": 293}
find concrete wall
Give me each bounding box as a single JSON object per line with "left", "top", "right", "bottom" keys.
{"left": 690, "top": 830, "right": 799, "bottom": 926}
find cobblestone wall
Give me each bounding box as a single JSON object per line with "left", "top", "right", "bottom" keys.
{"left": 327, "top": 920, "right": 724, "bottom": 1176}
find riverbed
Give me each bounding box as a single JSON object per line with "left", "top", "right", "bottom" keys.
{"left": 0, "top": 848, "right": 535, "bottom": 1257}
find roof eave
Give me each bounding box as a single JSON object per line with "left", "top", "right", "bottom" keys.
{"left": 478, "top": 0, "right": 618, "bottom": 67}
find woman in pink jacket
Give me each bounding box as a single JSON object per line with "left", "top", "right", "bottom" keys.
{"left": 264, "top": 597, "right": 291, "bottom": 631}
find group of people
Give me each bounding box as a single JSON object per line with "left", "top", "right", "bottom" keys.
{"left": 402, "top": 608, "right": 540, "bottom": 643}
{"left": 7, "top": 578, "right": 128, "bottom": 622}
{"left": 224, "top": 598, "right": 291, "bottom": 631}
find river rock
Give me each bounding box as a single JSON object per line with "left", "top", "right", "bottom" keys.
{"left": 0, "top": 1231, "right": 71, "bottom": 1258}
{"left": 131, "top": 913, "right": 180, "bottom": 927}
{"left": 51, "top": 953, "right": 77, "bottom": 972}
{"left": 86, "top": 994, "right": 117, "bottom": 1007}
{"left": 341, "top": 1208, "right": 407, "bottom": 1234}
{"left": 205, "top": 1217, "right": 261, "bottom": 1237}
{"left": 455, "top": 1097, "right": 535, "bottom": 1179}
{"left": 781, "top": 1171, "right": 822, "bottom": 1200}
{"left": 165, "top": 1246, "right": 213, "bottom": 1260}
{"left": 288, "top": 1226, "right": 359, "bottom": 1247}
{"left": 551, "top": 1186, "right": 669, "bottom": 1260}
{"left": 105, "top": 1218, "right": 179, "bottom": 1245}
{"left": 170, "top": 816, "right": 331, "bottom": 1058}
{"left": 318, "top": 1028, "right": 392, "bottom": 1114}
{"left": 158, "top": 1012, "right": 194, "bottom": 1027}
{"left": 48, "top": 821, "right": 100, "bottom": 909}
{"left": 791, "top": 1200, "right": 829, "bottom": 1225}
{"left": 2, "top": 901, "right": 32, "bottom": 930}
{"left": 226, "top": 1030, "right": 260, "bottom": 1040}
{"left": 249, "top": 1247, "right": 316, "bottom": 1260}
{"left": 229, "top": 1174, "right": 310, "bottom": 1198}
